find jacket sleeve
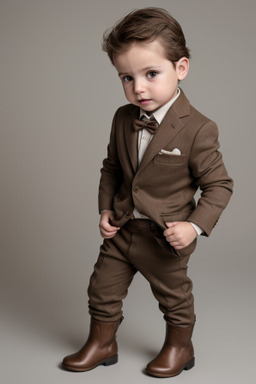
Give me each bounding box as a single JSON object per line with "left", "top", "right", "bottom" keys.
{"left": 98, "top": 109, "right": 123, "bottom": 213}
{"left": 187, "top": 120, "right": 233, "bottom": 236}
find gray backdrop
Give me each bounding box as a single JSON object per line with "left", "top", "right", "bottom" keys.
{"left": 1, "top": 1, "right": 255, "bottom": 383}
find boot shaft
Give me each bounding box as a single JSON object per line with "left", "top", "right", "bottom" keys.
{"left": 164, "top": 324, "right": 194, "bottom": 348}
{"left": 88, "top": 318, "right": 120, "bottom": 349}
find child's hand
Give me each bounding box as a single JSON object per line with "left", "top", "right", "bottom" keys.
{"left": 99, "top": 210, "right": 120, "bottom": 239}
{"left": 164, "top": 221, "right": 197, "bottom": 250}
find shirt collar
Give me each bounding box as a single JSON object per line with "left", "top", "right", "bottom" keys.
{"left": 140, "top": 87, "right": 181, "bottom": 124}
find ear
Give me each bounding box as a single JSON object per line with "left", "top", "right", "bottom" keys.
{"left": 176, "top": 57, "right": 189, "bottom": 81}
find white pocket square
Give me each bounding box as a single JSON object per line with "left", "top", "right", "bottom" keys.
{"left": 159, "top": 148, "right": 181, "bottom": 156}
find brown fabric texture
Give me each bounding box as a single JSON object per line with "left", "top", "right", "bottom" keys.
{"left": 98, "top": 89, "right": 233, "bottom": 236}
{"left": 88, "top": 219, "right": 195, "bottom": 326}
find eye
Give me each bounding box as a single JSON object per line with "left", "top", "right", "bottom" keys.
{"left": 122, "top": 75, "right": 133, "bottom": 83}
{"left": 147, "top": 71, "right": 158, "bottom": 79}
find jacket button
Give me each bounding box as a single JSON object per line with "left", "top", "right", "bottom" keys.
{"left": 124, "top": 211, "right": 130, "bottom": 218}
{"left": 133, "top": 186, "right": 140, "bottom": 193}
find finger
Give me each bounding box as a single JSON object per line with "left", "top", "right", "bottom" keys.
{"left": 100, "top": 225, "right": 118, "bottom": 234}
{"left": 163, "top": 228, "right": 174, "bottom": 238}
{"left": 102, "top": 234, "right": 116, "bottom": 239}
{"left": 170, "top": 242, "right": 183, "bottom": 250}
{"left": 165, "top": 235, "right": 175, "bottom": 243}
{"left": 173, "top": 244, "right": 186, "bottom": 250}
{"left": 165, "top": 221, "right": 178, "bottom": 228}
{"left": 100, "top": 229, "right": 118, "bottom": 239}
{"left": 101, "top": 222, "right": 119, "bottom": 232}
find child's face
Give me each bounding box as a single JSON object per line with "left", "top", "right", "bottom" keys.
{"left": 113, "top": 39, "right": 189, "bottom": 113}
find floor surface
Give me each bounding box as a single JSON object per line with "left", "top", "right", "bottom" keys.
{"left": 1, "top": 258, "right": 255, "bottom": 384}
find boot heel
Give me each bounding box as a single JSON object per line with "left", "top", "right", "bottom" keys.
{"left": 103, "top": 354, "right": 118, "bottom": 366}
{"left": 184, "top": 357, "right": 195, "bottom": 371}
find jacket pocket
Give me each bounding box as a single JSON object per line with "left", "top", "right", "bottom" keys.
{"left": 154, "top": 153, "right": 186, "bottom": 165}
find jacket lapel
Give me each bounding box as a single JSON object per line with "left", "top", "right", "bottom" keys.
{"left": 124, "top": 106, "right": 139, "bottom": 173}
{"left": 137, "top": 89, "right": 190, "bottom": 174}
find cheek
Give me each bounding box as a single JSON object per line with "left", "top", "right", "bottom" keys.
{"left": 123, "top": 86, "right": 133, "bottom": 100}
{"left": 152, "top": 84, "right": 166, "bottom": 98}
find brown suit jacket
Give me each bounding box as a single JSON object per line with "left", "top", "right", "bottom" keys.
{"left": 98, "top": 89, "right": 233, "bottom": 237}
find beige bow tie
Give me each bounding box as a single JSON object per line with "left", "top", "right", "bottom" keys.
{"left": 133, "top": 116, "right": 159, "bottom": 135}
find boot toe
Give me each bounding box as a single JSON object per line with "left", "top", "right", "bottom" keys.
{"left": 146, "top": 356, "right": 195, "bottom": 378}
{"left": 146, "top": 362, "right": 172, "bottom": 378}
{"left": 62, "top": 353, "right": 83, "bottom": 371}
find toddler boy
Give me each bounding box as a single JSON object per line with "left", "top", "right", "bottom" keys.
{"left": 62, "top": 7, "right": 233, "bottom": 378}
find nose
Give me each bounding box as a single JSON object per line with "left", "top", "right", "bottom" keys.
{"left": 133, "top": 78, "right": 145, "bottom": 94}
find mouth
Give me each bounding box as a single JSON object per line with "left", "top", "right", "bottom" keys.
{"left": 138, "top": 99, "right": 152, "bottom": 105}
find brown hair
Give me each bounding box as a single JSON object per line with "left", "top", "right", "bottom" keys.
{"left": 102, "top": 7, "right": 190, "bottom": 65}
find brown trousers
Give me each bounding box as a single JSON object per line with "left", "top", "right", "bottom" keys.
{"left": 88, "top": 219, "right": 195, "bottom": 327}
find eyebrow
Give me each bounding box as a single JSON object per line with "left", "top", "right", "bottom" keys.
{"left": 118, "top": 72, "right": 129, "bottom": 77}
{"left": 118, "top": 65, "right": 162, "bottom": 77}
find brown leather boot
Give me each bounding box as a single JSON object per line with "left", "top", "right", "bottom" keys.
{"left": 146, "top": 324, "right": 195, "bottom": 378}
{"left": 62, "top": 318, "right": 121, "bottom": 372}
